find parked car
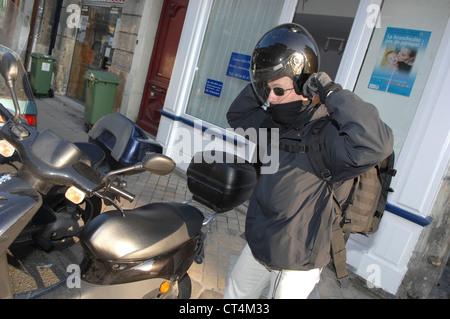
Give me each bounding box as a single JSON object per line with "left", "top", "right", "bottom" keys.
{"left": 0, "top": 45, "right": 37, "bottom": 129}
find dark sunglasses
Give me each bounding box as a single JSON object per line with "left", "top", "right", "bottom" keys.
{"left": 265, "top": 87, "right": 295, "bottom": 97}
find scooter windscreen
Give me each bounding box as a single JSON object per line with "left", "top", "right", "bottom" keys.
{"left": 24, "top": 129, "right": 103, "bottom": 193}
{"left": 0, "top": 1, "right": 30, "bottom": 66}
{"left": 31, "top": 129, "right": 83, "bottom": 169}
{"left": 0, "top": 1, "right": 36, "bottom": 126}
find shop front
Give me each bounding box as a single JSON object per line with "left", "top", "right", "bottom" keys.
{"left": 154, "top": 0, "right": 450, "bottom": 296}
{"left": 66, "top": 0, "right": 124, "bottom": 102}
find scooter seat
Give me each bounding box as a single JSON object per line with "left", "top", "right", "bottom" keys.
{"left": 75, "top": 142, "right": 106, "bottom": 169}
{"left": 80, "top": 202, "right": 204, "bottom": 261}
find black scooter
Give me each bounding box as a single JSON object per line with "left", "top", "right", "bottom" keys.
{"left": 1, "top": 73, "right": 163, "bottom": 253}
{"left": 0, "top": 51, "right": 257, "bottom": 299}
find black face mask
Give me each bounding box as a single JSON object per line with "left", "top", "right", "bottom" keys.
{"left": 270, "top": 100, "right": 315, "bottom": 129}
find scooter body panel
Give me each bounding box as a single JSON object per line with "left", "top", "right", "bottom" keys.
{"left": 0, "top": 175, "right": 42, "bottom": 252}
{"left": 0, "top": 175, "right": 42, "bottom": 298}
{"left": 15, "top": 275, "right": 175, "bottom": 299}
{"left": 82, "top": 235, "right": 200, "bottom": 285}
{"left": 80, "top": 202, "right": 204, "bottom": 286}
{"left": 79, "top": 277, "right": 174, "bottom": 299}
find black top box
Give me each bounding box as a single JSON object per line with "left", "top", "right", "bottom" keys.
{"left": 187, "top": 151, "right": 257, "bottom": 213}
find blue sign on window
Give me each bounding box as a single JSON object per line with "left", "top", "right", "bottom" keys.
{"left": 205, "top": 79, "right": 223, "bottom": 98}
{"left": 226, "top": 52, "right": 251, "bottom": 82}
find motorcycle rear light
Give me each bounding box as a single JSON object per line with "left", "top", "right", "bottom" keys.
{"left": 159, "top": 281, "right": 171, "bottom": 294}
{"left": 22, "top": 114, "right": 37, "bottom": 127}
{"left": 0, "top": 114, "right": 37, "bottom": 127}
{"left": 65, "top": 186, "right": 86, "bottom": 204}
{"left": 0, "top": 140, "right": 15, "bottom": 157}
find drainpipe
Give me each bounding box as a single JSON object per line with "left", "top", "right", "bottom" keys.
{"left": 48, "top": 0, "right": 63, "bottom": 56}
{"left": 26, "top": 0, "right": 45, "bottom": 71}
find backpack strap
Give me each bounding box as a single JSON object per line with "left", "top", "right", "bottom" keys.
{"left": 306, "top": 117, "right": 351, "bottom": 283}
{"left": 306, "top": 118, "right": 333, "bottom": 183}
{"left": 279, "top": 143, "right": 307, "bottom": 153}
{"left": 330, "top": 207, "right": 350, "bottom": 280}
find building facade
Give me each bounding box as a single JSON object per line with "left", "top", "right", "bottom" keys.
{"left": 29, "top": 0, "right": 449, "bottom": 298}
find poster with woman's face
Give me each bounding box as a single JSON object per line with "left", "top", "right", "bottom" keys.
{"left": 368, "top": 27, "right": 431, "bottom": 97}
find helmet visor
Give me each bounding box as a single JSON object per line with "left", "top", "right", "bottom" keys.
{"left": 250, "top": 53, "right": 304, "bottom": 104}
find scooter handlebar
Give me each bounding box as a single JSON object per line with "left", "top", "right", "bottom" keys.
{"left": 0, "top": 116, "right": 103, "bottom": 195}
{"left": 107, "top": 184, "right": 136, "bottom": 202}
{"left": 0, "top": 103, "right": 14, "bottom": 122}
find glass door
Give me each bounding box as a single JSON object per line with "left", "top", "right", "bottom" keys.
{"left": 353, "top": 0, "right": 450, "bottom": 156}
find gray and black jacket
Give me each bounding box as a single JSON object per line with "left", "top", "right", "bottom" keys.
{"left": 227, "top": 84, "right": 393, "bottom": 270}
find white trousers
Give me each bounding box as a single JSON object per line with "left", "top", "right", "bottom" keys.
{"left": 223, "top": 244, "right": 321, "bottom": 299}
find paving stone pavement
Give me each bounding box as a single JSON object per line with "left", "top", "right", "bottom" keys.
{"left": 7, "top": 96, "right": 414, "bottom": 299}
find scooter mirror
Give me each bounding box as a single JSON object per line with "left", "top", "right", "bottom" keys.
{"left": 142, "top": 153, "right": 176, "bottom": 176}
{"left": 101, "top": 153, "right": 176, "bottom": 184}
{"left": 0, "top": 51, "right": 18, "bottom": 85}
{"left": 0, "top": 51, "right": 21, "bottom": 123}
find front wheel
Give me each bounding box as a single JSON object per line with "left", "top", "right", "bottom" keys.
{"left": 79, "top": 196, "right": 102, "bottom": 225}
{"left": 177, "top": 274, "right": 192, "bottom": 299}
{"left": 40, "top": 196, "right": 102, "bottom": 251}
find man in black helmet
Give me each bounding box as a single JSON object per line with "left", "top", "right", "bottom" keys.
{"left": 224, "top": 24, "right": 393, "bottom": 299}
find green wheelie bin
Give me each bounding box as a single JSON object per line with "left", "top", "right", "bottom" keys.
{"left": 84, "top": 70, "right": 119, "bottom": 131}
{"left": 30, "top": 52, "right": 56, "bottom": 97}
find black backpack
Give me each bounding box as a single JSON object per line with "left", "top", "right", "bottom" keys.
{"left": 306, "top": 117, "right": 397, "bottom": 283}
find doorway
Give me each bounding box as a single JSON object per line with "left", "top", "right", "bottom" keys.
{"left": 136, "top": 0, "right": 189, "bottom": 136}
{"left": 293, "top": 0, "right": 359, "bottom": 79}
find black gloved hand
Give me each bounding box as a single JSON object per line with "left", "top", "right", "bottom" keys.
{"left": 303, "top": 72, "right": 342, "bottom": 104}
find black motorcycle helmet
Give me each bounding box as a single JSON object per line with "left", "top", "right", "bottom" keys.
{"left": 250, "top": 23, "right": 320, "bottom": 104}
